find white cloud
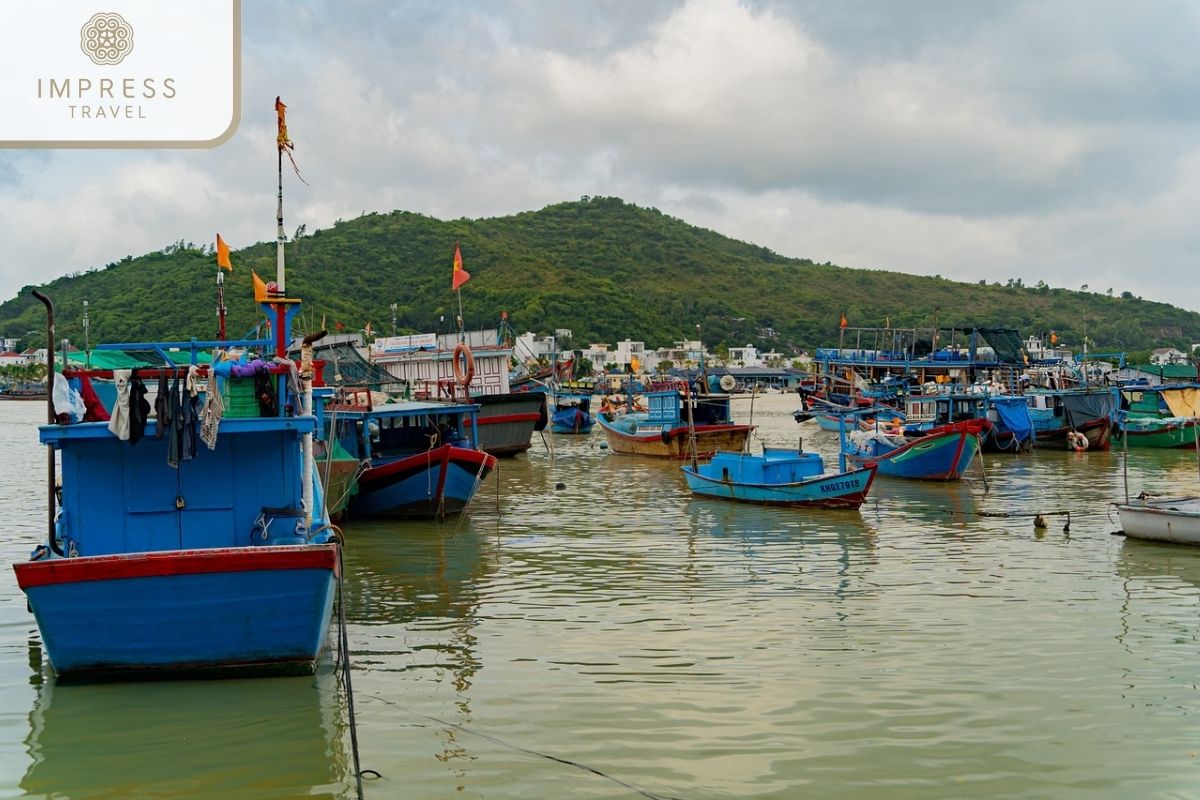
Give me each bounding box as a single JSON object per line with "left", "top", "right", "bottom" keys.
{"left": 1, "top": 0, "right": 1199, "bottom": 317}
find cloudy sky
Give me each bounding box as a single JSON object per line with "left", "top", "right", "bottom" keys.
{"left": 3, "top": 0, "right": 1199, "bottom": 311}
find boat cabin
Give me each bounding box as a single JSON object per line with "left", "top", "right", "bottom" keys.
{"left": 326, "top": 401, "right": 480, "bottom": 463}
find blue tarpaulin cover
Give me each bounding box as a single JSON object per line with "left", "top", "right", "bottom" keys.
{"left": 990, "top": 396, "right": 1033, "bottom": 441}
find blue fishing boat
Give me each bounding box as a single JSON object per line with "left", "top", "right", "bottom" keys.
{"left": 324, "top": 399, "right": 496, "bottom": 519}
{"left": 983, "top": 395, "right": 1035, "bottom": 453}
{"left": 841, "top": 419, "right": 988, "bottom": 481}
{"left": 1025, "top": 388, "right": 1116, "bottom": 450}
{"left": 682, "top": 447, "right": 876, "bottom": 509}
{"left": 550, "top": 384, "right": 596, "bottom": 434}
{"left": 15, "top": 292, "right": 339, "bottom": 679}
{"left": 898, "top": 389, "right": 1033, "bottom": 453}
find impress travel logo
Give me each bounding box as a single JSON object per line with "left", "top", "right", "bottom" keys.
{"left": 1, "top": 1, "right": 241, "bottom": 147}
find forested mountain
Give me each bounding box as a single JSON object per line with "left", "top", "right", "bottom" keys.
{"left": 0, "top": 196, "right": 1195, "bottom": 360}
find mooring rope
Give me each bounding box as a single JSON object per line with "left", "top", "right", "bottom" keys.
{"left": 334, "top": 536, "right": 377, "bottom": 799}
{"left": 362, "top": 692, "right": 687, "bottom": 800}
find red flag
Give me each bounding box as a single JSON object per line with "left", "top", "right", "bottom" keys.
{"left": 452, "top": 243, "right": 470, "bottom": 290}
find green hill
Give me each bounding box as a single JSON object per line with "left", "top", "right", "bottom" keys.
{"left": 0, "top": 196, "right": 1195, "bottom": 360}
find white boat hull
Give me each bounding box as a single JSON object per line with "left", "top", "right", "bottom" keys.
{"left": 1117, "top": 497, "right": 1200, "bottom": 545}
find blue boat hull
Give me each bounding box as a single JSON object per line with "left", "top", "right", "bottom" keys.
{"left": 682, "top": 463, "right": 876, "bottom": 508}
{"left": 550, "top": 406, "right": 595, "bottom": 434}
{"left": 843, "top": 421, "right": 984, "bottom": 481}
{"left": 15, "top": 545, "right": 338, "bottom": 678}
{"left": 352, "top": 444, "right": 496, "bottom": 518}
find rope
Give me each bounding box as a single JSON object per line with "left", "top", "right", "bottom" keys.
{"left": 452, "top": 452, "right": 494, "bottom": 536}
{"left": 361, "top": 693, "right": 687, "bottom": 800}
{"left": 334, "top": 535, "right": 373, "bottom": 800}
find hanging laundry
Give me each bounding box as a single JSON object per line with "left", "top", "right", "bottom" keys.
{"left": 272, "top": 356, "right": 300, "bottom": 414}
{"left": 254, "top": 365, "right": 279, "bottom": 417}
{"left": 167, "top": 375, "right": 183, "bottom": 468}
{"left": 154, "top": 371, "right": 170, "bottom": 438}
{"left": 76, "top": 375, "right": 110, "bottom": 422}
{"left": 181, "top": 371, "right": 198, "bottom": 462}
{"left": 128, "top": 374, "right": 152, "bottom": 444}
{"left": 107, "top": 370, "right": 132, "bottom": 440}
{"left": 200, "top": 369, "right": 224, "bottom": 450}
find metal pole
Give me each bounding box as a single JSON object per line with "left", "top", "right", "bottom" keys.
{"left": 32, "top": 291, "right": 63, "bottom": 556}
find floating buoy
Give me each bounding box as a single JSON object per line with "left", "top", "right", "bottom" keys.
{"left": 554, "top": 482, "right": 566, "bottom": 490}
{"left": 1062, "top": 511, "right": 1070, "bottom": 533}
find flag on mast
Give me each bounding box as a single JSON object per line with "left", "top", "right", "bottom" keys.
{"left": 452, "top": 243, "right": 470, "bottom": 290}
{"left": 216, "top": 234, "right": 233, "bottom": 270}
{"left": 275, "top": 96, "right": 308, "bottom": 184}
{"left": 840, "top": 313, "right": 848, "bottom": 329}
{"left": 251, "top": 270, "right": 268, "bottom": 303}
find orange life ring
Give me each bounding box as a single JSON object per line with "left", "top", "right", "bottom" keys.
{"left": 452, "top": 343, "right": 475, "bottom": 388}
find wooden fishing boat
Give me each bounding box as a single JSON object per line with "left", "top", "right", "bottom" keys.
{"left": 1026, "top": 388, "right": 1116, "bottom": 450}
{"left": 1113, "top": 385, "right": 1200, "bottom": 448}
{"left": 841, "top": 418, "right": 988, "bottom": 481}
{"left": 597, "top": 388, "right": 753, "bottom": 459}
{"left": 15, "top": 293, "right": 339, "bottom": 679}
{"left": 682, "top": 447, "right": 876, "bottom": 509}
{"left": 550, "top": 388, "right": 596, "bottom": 434}
{"left": 1116, "top": 496, "right": 1200, "bottom": 545}
{"left": 325, "top": 400, "right": 496, "bottom": 519}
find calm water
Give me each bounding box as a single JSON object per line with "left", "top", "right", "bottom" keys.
{"left": 1, "top": 395, "right": 1200, "bottom": 798}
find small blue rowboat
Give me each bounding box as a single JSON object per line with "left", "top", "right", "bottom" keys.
{"left": 842, "top": 418, "right": 987, "bottom": 481}
{"left": 682, "top": 447, "right": 876, "bottom": 509}
{"left": 550, "top": 392, "right": 595, "bottom": 434}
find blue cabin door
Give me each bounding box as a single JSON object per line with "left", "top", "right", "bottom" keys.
{"left": 117, "top": 436, "right": 237, "bottom": 552}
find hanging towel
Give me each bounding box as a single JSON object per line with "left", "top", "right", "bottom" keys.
{"left": 272, "top": 356, "right": 301, "bottom": 413}
{"left": 107, "top": 370, "right": 132, "bottom": 440}
{"left": 181, "top": 373, "right": 198, "bottom": 462}
{"left": 200, "top": 370, "right": 224, "bottom": 450}
{"left": 77, "top": 375, "right": 110, "bottom": 422}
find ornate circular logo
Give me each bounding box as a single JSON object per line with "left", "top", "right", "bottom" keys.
{"left": 80, "top": 12, "right": 133, "bottom": 66}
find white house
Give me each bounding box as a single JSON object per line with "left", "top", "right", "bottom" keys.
{"left": 0, "top": 351, "right": 27, "bottom": 367}
{"left": 613, "top": 339, "right": 646, "bottom": 369}
{"left": 728, "top": 344, "right": 761, "bottom": 367}
{"left": 1150, "top": 347, "right": 1189, "bottom": 366}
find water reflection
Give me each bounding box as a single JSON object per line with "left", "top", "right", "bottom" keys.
{"left": 340, "top": 519, "right": 496, "bottom": 779}
{"left": 22, "top": 669, "right": 346, "bottom": 799}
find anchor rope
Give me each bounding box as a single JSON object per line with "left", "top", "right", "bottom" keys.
{"left": 361, "top": 692, "right": 688, "bottom": 800}
{"left": 334, "top": 534, "right": 374, "bottom": 799}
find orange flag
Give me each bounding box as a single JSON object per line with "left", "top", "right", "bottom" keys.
{"left": 251, "top": 270, "right": 268, "bottom": 303}
{"left": 216, "top": 234, "right": 232, "bottom": 271}
{"left": 840, "top": 313, "right": 848, "bottom": 329}
{"left": 275, "top": 96, "right": 292, "bottom": 153}
{"left": 451, "top": 243, "right": 470, "bottom": 290}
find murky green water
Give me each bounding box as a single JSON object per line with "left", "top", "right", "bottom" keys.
{"left": 2, "top": 395, "right": 1200, "bottom": 798}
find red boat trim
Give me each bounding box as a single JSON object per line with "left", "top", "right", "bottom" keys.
{"left": 358, "top": 444, "right": 496, "bottom": 492}
{"left": 14, "top": 544, "right": 338, "bottom": 589}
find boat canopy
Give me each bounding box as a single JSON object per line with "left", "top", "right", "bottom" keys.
{"left": 975, "top": 328, "right": 1025, "bottom": 364}
{"left": 989, "top": 396, "right": 1033, "bottom": 441}
{"left": 1062, "top": 390, "right": 1116, "bottom": 426}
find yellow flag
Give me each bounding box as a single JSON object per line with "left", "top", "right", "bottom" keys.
{"left": 631, "top": 355, "right": 641, "bottom": 373}
{"left": 251, "top": 270, "right": 268, "bottom": 303}
{"left": 216, "top": 233, "right": 232, "bottom": 271}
